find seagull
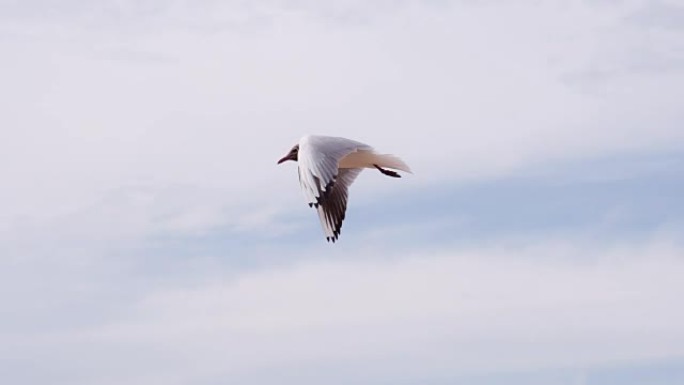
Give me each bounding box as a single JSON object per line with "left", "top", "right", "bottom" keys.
{"left": 277, "top": 135, "right": 411, "bottom": 243}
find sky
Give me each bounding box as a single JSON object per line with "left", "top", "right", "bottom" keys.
{"left": 1, "top": 0, "right": 684, "bottom": 384}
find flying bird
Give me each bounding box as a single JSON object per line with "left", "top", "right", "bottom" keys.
{"left": 277, "top": 135, "right": 411, "bottom": 242}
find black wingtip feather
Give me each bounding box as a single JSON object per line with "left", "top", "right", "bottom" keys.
{"left": 373, "top": 164, "right": 401, "bottom": 178}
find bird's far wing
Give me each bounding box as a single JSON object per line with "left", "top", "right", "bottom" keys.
{"left": 296, "top": 135, "right": 372, "bottom": 207}
{"left": 315, "top": 167, "right": 363, "bottom": 242}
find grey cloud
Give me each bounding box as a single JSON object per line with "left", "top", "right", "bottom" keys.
{"left": 2, "top": 1, "right": 684, "bottom": 383}
{"left": 0, "top": 0, "right": 404, "bottom": 34}
{"left": 627, "top": 0, "right": 684, "bottom": 30}
{"left": 3, "top": 237, "right": 684, "bottom": 385}
{"left": 560, "top": 0, "right": 684, "bottom": 88}
{"left": 0, "top": 0, "right": 511, "bottom": 36}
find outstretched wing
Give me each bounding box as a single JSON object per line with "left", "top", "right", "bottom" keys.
{"left": 315, "top": 168, "right": 363, "bottom": 242}
{"left": 296, "top": 135, "right": 371, "bottom": 242}
{"left": 296, "top": 135, "right": 372, "bottom": 207}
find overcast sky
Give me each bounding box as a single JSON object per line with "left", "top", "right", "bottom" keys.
{"left": 1, "top": 1, "right": 684, "bottom": 384}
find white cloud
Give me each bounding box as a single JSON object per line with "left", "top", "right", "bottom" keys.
{"left": 3, "top": 237, "right": 683, "bottom": 384}
{"left": 1, "top": 2, "right": 683, "bottom": 383}
{"left": 1, "top": 0, "right": 683, "bottom": 233}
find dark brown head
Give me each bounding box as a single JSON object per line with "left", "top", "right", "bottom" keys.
{"left": 277, "top": 144, "right": 299, "bottom": 164}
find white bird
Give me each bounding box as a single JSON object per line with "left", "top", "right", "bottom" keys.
{"left": 277, "top": 135, "right": 412, "bottom": 242}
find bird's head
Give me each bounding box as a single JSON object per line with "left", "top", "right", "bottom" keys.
{"left": 277, "top": 144, "right": 299, "bottom": 164}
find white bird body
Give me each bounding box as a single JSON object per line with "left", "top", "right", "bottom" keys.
{"left": 278, "top": 135, "right": 411, "bottom": 242}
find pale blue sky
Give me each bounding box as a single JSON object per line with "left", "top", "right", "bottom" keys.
{"left": 1, "top": 1, "right": 684, "bottom": 384}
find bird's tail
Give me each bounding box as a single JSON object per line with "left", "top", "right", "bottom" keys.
{"left": 372, "top": 154, "right": 412, "bottom": 174}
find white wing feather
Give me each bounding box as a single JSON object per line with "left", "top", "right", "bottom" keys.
{"left": 296, "top": 135, "right": 373, "bottom": 242}
{"left": 290, "top": 135, "right": 410, "bottom": 242}
{"left": 296, "top": 135, "right": 372, "bottom": 206}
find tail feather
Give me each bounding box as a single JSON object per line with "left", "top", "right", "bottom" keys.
{"left": 373, "top": 154, "right": 412, "bottom": 174}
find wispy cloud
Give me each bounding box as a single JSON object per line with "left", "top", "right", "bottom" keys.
{"left": 2, "top": 1, "right": 684, "bottom": 384}
{"left": 627, "top": 0, "right": 684, "bottom": 31}
{"left": 3, "top": 236, "right": 683, "bottom": 384}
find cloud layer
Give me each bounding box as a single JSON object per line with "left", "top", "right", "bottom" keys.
{"left": 1, "top": 1, "right": 683, "bottom": 384}
{"left": 3, "top": 237, "right": 684, "bottom": 384}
